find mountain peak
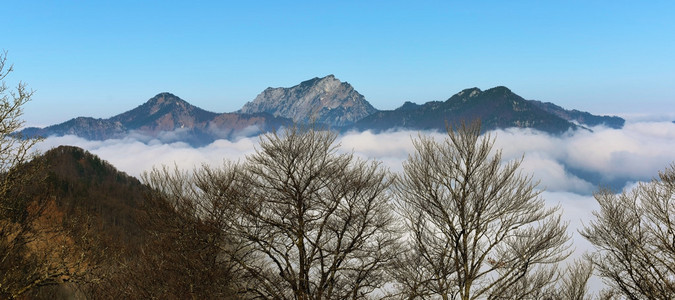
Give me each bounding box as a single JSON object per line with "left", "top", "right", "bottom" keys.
{"left": 449, "top": 86, "right": 518, "bottom": 103}
{"left": 456, "top": 87, "right": 482, "bottom": 98}
{"left": 239, "top": 75, "right": 377, "bottom": 127}
{"left": 396, "top": 101, "right": 421, "bottom": 111}
{"left": 321, "top": 74, "right": 342, "bottom": 84}
{"left": 110, "top": 93, "right": 218, "bottom": 134}
{"left": 145, "top": 92, "right": 186, "bottom": 106}
{"left": 154, "top": 92, "right": 178, "bottom": 98}
{"left": 484, "top": 86, "right": 513, "bottom": 95}
{"left": 297, "top": 74, "right": 337, "bottom": 87}
{"left": 313, "top": 74, "right": 342, "bottom": 90}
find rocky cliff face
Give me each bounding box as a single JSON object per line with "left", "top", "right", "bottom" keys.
{"left": 239, "top": 75, "right": 378, "bottom": 127}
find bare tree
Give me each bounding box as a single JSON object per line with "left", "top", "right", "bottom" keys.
{"left": 0, "top": 50, "right": 41, "bottom": 218}
{"left": 0, "top": 51, "right": 102, "bottom": 299}
{"left": 581, "top": 164, "right": 675, "bottom": 299}
{"left": 0, "top": 50, "right": 64, "bottom": 298}
{"left": 501, "top": 258, "right": 595, "bottom": 300}
{"left": 136, "top": 126, "right": 400, "bottom": 299}
{"left": 392, "top": 121, "right": 571, "bottom": 300}
{"left": 236, "top": 125, "right": 400, "bottom": 299}
{"left": 557, "top": 259, "right": 594, "bottom": 300}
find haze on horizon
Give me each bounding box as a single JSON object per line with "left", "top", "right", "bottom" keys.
{"left": 2, "top": 1, "right": 674, "bottom": 127}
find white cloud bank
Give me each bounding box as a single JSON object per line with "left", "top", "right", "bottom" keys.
{"left": 494, "top": 121, "right": 675, "bottom": 193}
{"left": 37, "top": 121, "right": 675, "bottom": 194}
{"left": 37, "top": 135, "right": 259, "bottom": 178}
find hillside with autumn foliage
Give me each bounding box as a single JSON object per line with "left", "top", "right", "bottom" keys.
{"left": 3, "top": 146, "right": 238, "bottom": 299}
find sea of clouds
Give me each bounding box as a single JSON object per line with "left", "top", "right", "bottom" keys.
{"left": 36, "top": 121, "right": 675, "bottom": 192}
{"left": 35, "top": 120, "right": 675, "bottom": 292}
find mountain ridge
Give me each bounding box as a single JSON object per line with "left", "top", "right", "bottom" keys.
{"left": 11, "top": 145, "right": 236, "bottom": 298}
{"left": 350, "top": 86, "right": 580, "bottom": 133}
{"left": 21, "top": 77, "right": 626, "bottom": 145}
{"left": 528, "top": 99, "right": 624, "bottom": 128}
{"left": 22, "top": 92, "right": 294, "bottom": 146}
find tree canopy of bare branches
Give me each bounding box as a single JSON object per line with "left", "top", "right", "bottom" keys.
{"left": 140, "top": 126, "right": 400, "bottom": 299}
{"left": 392, "top": 121, "right": 571, "bottom": 300}
{"left": 0, "top": 50, "right": 65, "bottom": 299}
{"left": 581, "top": 164, "right": 675, "bottom": 299}
{"left": 235, "top": 125, "right": 400, "bottom": 299}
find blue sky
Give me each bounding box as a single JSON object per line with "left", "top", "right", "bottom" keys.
{"left": 3, "top": 1, "right": 674, "bottom": 126}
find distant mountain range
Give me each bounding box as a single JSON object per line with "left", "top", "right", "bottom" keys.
{"left": 22, "top": 75, "right": 624, "bottom": 145}
{"left": 22, "top": 93, "right": 293, "bottom": 146}
{"left": 350, "top": 86, "right": 624, "bottom": 133}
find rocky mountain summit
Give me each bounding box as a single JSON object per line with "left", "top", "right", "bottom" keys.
{"left": 239, "top": 75, "right": 377, "bottom": 127}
